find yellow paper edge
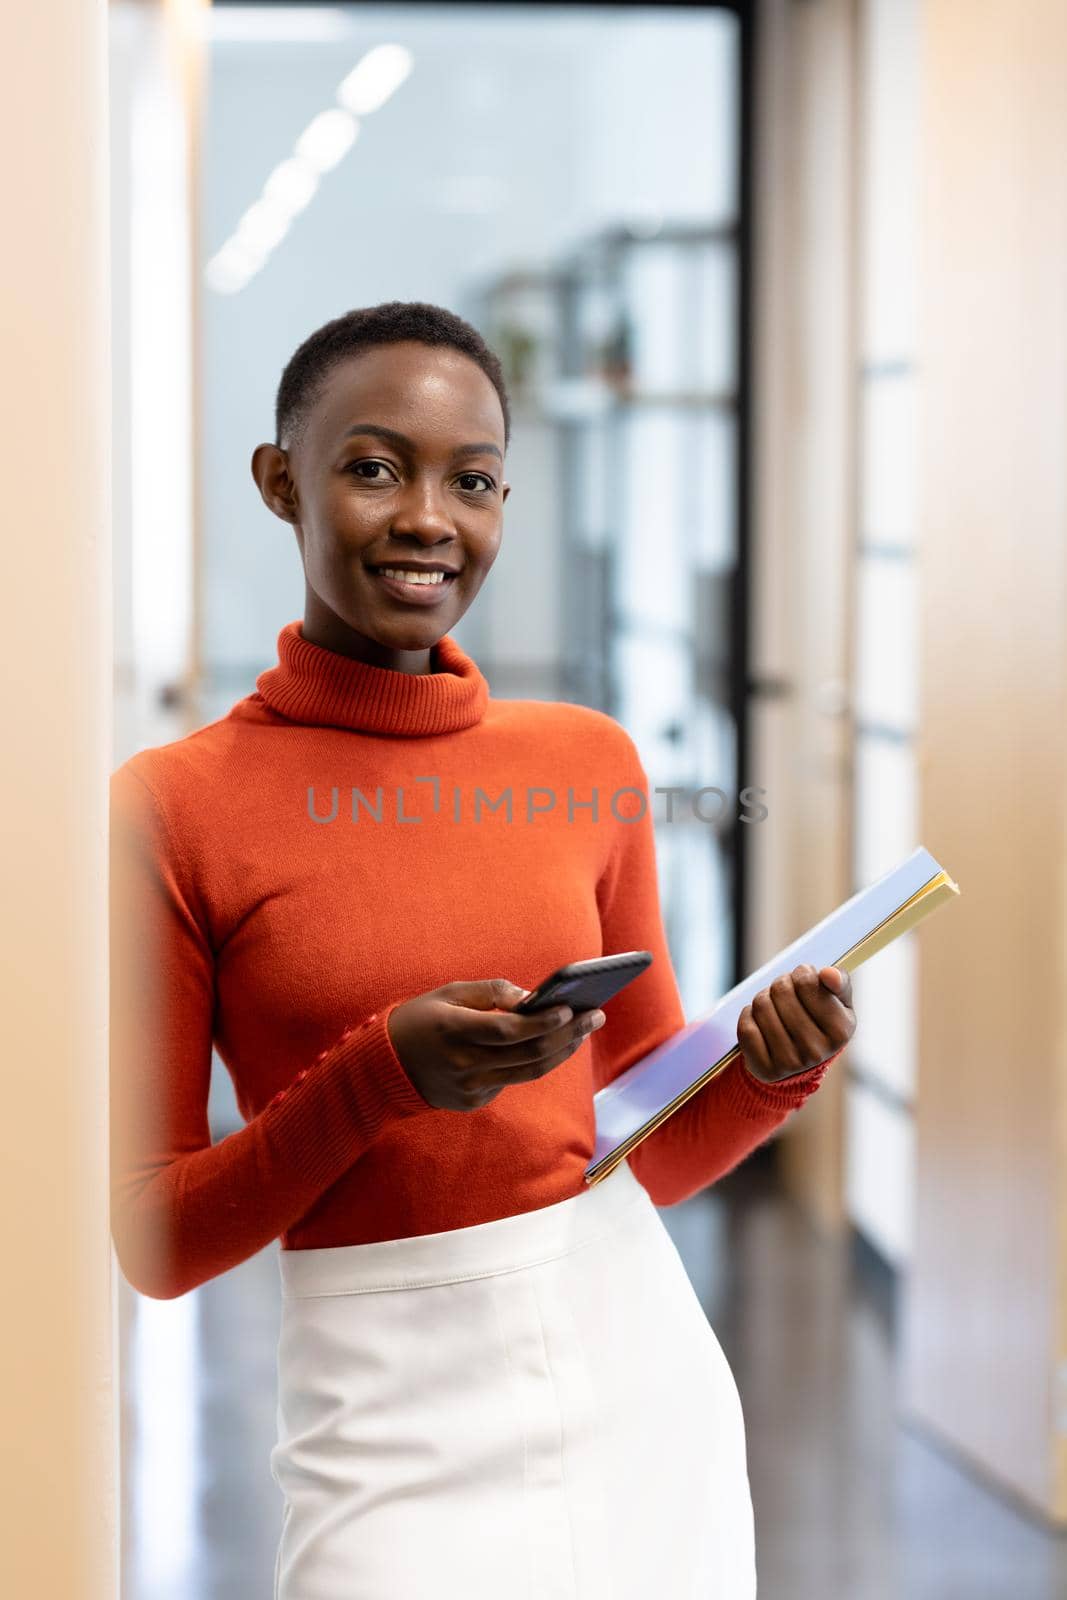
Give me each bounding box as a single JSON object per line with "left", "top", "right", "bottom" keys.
{"left": 584, "top": 869, "right": 960, "bottom": 1186}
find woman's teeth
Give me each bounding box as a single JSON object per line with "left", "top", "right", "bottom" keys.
{"left": 378, "top": 568, "right": 447, "bottom": 585}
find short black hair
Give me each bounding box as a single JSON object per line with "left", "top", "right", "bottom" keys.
{"left": 274, "top": 300, "right": 511, "bottom": 452}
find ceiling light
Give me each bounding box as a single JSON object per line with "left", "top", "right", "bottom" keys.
{"left": 295, "top": 107, "right": 358, "bottom": 172}
{"left": 204, "top": 240, "right": 264, "bottom": 295}
{"left": 336, "top": 43, "right": 413, "bottom": 116}
{"left": 205, "top": 38, "right": 415, "bottom": 295}
{"left": 236, "top": 197, "right": 292, "bottom": 256}
{"left": 262, "top": 158, "right": 320, "bottom": 217}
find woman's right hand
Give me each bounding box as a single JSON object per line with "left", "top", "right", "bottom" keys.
{"left": 386, "top": 978, "right": 607, "bottom": 1111}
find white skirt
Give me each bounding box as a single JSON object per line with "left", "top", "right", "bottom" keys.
{"left": 270, "top": 1157, "right": 757, "bottom": 1599}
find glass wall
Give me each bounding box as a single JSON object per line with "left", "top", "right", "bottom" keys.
{"left": 198, "top": 3, "right": 745, "bottom": 1016}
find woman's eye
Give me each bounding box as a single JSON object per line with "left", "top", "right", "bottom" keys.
{"left": 348, "top": 460, "right": 396, "bottom": 482}
{"left": 457, "top": 472, "right": 494, "bottom": 493}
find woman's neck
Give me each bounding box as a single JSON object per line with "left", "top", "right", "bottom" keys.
{"left": 301, "top": 592, "right": 437, "bottom": 675}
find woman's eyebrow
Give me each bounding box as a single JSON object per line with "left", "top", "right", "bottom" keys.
{"left": 341, "top": 423, "right": 502, "bottom": 462}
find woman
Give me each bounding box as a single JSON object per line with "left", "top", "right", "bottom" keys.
{"left": 109, "top": 301, "right": 856, "bottom": 1599}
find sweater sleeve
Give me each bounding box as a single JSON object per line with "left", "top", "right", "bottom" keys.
{"left": 590, "top": 732, "right": 843, "bottom": 1208}
{"left": 109, "top": 763, "right": 434, "bottom": 1300}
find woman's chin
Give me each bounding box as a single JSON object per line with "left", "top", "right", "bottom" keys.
{"left": 362, "top": 595, "right": 473, "bottom": 648}
{"left": 356, "top": 611, "right": 453, "bottom": 655}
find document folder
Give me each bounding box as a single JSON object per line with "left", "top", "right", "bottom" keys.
{"left": 585, "top": 845, "right": 960, "bottom": 1186}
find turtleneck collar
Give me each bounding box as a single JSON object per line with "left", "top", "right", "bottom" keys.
{"left": 255, "top": 620, "right": 490, "bottom": 737}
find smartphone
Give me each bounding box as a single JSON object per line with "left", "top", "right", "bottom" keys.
{"left": 513, "top": 951, "right": 653, "bottom": 1016}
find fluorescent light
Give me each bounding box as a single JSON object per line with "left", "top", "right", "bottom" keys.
{"left": 204, "top": 240, "right": 263, "bottom": 295}
{"left": 206, "top": 36, "right": 413, "bottom": 294}
{"left": 203, "top": 258, "right": 247, "bottom": 295}
{"left": 236, "top": 197, "right": 292, "bottom": 256}
{"left": 294, "top": 107, "right": 358, "bottom": 172}
{"left": 262, "top": 157, "right": 320, "bottom": 217}
{"left": 336, "top": 43, "right": 413, "bottom": 116}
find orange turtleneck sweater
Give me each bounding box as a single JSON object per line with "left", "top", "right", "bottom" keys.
{"left": 109, "top": 621, "right": 838, "bottom": 1299}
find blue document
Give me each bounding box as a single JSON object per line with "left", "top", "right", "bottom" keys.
{"left": 586, "top": 845, "right": 959, "bottom": 1185}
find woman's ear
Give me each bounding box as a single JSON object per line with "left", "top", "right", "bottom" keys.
{"left": 502, "top": 481, "right": 511, "bottom": 504}
{"left": 251, "top": 443, "right": 300, "bottom": 524}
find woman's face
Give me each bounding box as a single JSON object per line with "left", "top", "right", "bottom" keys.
{"left": 252, "top": 340, "right": 509, "bottom": 665}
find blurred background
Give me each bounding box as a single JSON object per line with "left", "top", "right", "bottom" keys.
{"left": 100, "top": 1, "right": 1067, "bottom": 1596}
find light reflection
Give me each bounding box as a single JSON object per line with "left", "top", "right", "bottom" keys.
{"left": 204, "top": 41, "right": 413, "bottom": 292}
{"left": 129, "top": 1293, "right": 201, "bottom": 1592}
{"left": 336, "top": 42, "right": 413, "bottom": 115}
{"left": 294, "top": 107, "right": 359, "bottom": 173}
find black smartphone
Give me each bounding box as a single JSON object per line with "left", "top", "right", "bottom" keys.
{"left": 513, "top": 951, "right": 653, "bottom": 1015}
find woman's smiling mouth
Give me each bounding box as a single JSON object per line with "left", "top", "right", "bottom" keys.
{"left": 368, "top": 565, "right": 459, "bottom": 605}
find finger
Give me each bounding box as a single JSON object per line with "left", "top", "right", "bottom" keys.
{"left": 483, "top": 1035, "right": 591, "bottom": 1085}
{"left": 440, "top": 996, "right": 577, "bottom": 1046}
{"left": 737, "top": 1002, "right": 774, "bottom": 1081}
{"left": 791, "top": 964, "right": 854, "bottom": 1037}
{"left": 467, "top": 1005, "right": 585, "bottom": 1047}
{"left": 766, "top": 974, "right": 835, "bottom": 1068}
{"left": 481, "top": 1012, "right": 606, "bottom": 1075}
{"left": 818, "top": 965, "right": 853, "bottom": 1008}
{"left": 440, "top": 977, "right": 538, "bottom": 1012}
{"left": 439, "top": 977, "right": 512, "bottom": 1009}
{"left": 750, "top": 984, "right": 809, "bottom": 1076}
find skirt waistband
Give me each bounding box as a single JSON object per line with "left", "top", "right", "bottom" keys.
{"left": 277, "top": 1157, "right": 648, "bottom": 1299}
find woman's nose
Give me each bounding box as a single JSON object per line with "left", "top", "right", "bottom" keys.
{"left": 390, "top": 476, "right": 454, "bottom": 535}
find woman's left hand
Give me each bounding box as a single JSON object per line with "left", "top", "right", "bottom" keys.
{"left": 737, "top": 964, "right": 856, "bottom": 1084}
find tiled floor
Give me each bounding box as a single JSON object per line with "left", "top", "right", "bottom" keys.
{"left": 118, "top": 1146, "right": 1067, "bottom": 1598}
